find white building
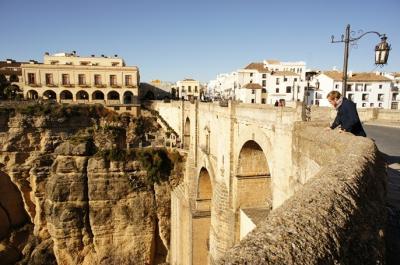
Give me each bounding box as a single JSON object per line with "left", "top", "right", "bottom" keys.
{"left": 313, "top": 71, "right": 393, "bottom": 109}
{"left": 391, "top": 73, "right": 400, "bottom": 109}
{"left": 209, "top": 60, "right": 307, "bottom": 105}
{"left": 174, "top": 78, "right": 201, "bottom": 100}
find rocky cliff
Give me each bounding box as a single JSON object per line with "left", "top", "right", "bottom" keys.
{"left": 0, "top": 104, "right": 183, "bottom": 265}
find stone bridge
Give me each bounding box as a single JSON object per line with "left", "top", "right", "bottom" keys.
{"left": 149, "top": 100, "right": 386, "bottom": 265}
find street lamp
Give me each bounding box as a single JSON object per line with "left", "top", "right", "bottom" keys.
{"left": 331, "top": 24, "right": 391, "bottom": 97}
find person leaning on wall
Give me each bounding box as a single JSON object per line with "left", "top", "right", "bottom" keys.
{"left": 326, "top": 90, "right": 366, "bottom": 137}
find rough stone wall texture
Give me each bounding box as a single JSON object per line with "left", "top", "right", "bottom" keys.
{"left": 0, "top": 110, "right": 182, "bottom": 265}
{"left": 219, "top": 123, "right": 386, "bottom": 265}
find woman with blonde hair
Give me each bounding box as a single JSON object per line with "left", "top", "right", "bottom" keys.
{"left": 327, "top": 90, "right": 366, "bottom": 137}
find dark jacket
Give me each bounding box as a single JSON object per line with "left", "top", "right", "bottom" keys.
{"left": 330, "top": 97, "right": 366, "bottom": 137}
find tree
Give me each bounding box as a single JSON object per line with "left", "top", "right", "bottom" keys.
{"left": 0, "top": 74, "right": 9, "bottom": 99}
{"left": 3, "top": 85, "right": 21, "bottom": 100}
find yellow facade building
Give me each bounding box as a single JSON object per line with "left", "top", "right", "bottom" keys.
{"left": 21, "top": 52, "right": 140, "bottom": 114}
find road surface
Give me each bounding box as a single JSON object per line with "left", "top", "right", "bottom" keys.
{"left": 364, "top": 125, "right": 400, "bottom": 265}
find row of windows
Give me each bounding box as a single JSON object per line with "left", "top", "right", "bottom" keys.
{"left": 49, "top": 61, "right": 121, "bottom": 67}
{"left": 180, "top": 85, "right": 199, "bottom": 93}
{"left": 250, "top": 99, "right": 267, "bottom": 104}
{"left": 348, "top": 93, "right": 385, "bottom": 102}
{"left": 336, "top": 83, "right": 384, "bottom": 91}
{"left": 27, "top": 73, "right": 133, "bottom": 86}
{"left": 281, "top": 67, "right": 303, "bottom": 74}
{"left": 250, "top": 86, "right": 303, "bottom": 94}
{"left": 361, "top": 103, "right": 383, "bottom": 107}
{"left": 276, "top": 77, "right": 298, "bottom": 85}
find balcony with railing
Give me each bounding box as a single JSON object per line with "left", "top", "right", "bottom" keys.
{"left": 46, "top": 83, "right": 58, "bottom": 87}
{"left": 92, "top": 99, "right": 106, "bottom": 104}
{"left": 107, "top": 100, "right": 121, "bottom": 105}
{"left": 28, "top": 83, "right": 42, "bottom": 87}
{"left": 78, "top": 83, "right": 91, "bottom": 88}
{"left": 62, "top": 83, "right": 75, "bottom": 88}
{"left": 111, "top": 84, "right": 122, "bottom": 88}
{"left": 60, "top": 99, "right": 73, "bottom": 103}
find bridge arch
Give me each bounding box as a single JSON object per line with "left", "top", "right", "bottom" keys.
{"left": 235, "top": 139, "right": 272, "bottom": 209}
{"left": 197, "top": 167, "right": 213, "bottom": 201}
{"left": 193, "top": 167, "right": 213, "bottom": 265}
{"left": 184, "top": 117, "right": 190, "bottom": 150}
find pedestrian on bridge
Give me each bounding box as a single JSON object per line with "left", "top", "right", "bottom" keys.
{"left": 327, "top": 90, "right": 366, "bottom": 137}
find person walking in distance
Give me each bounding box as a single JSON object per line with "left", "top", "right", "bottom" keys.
{"left": 327, "top": 90, "right": 366, "bottom": 137}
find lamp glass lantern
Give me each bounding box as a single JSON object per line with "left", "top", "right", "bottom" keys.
{"left": 375, "top": 35, "right": 391, "bottom": 65}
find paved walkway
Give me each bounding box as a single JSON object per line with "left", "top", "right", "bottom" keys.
{"left": 364, "top": 125, "right": 400, "bottom": 265}
{"left": 364, "top": 120, "right": 400, "bottom": 129}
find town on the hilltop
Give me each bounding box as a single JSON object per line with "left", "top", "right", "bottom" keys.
{"left": 1, "top": 51, "right": 399, "bottom": 114}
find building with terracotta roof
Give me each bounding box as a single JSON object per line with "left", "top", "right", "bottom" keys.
{"left": 314, "top": 70, "right": 395, "bottom": 109}
{"left": 208, "top": 60, "right": 307, "bottom": 104}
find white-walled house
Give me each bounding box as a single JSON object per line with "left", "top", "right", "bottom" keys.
{"left": 264, "top": 60, "right": 306, "bottom": 80}
{"left": 174, "top": 79, "right": 201, "bottom": 100}
{"left": 236, "top": 83, "right": 264, "bottom": 104}
{"left": 265, "top": 71, "right": 304, "bottom": 105}
{"left": 391, "top": 73, "right": 400, "bottom": 109}
{"left": 209, "top": 60, "right": 307, "bottom": 104}
{"left": 313, "top": 71, "right": 392, "bottom": 109}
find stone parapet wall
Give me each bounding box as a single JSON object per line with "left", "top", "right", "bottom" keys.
{"left": 376, "top": 109, "right": 400, "bottom": 122}
{"left": 310, "top": 105, "right": 400, "bottom": 122}
{"left": 219, "top": 123, "right": 386, "bottom": 264}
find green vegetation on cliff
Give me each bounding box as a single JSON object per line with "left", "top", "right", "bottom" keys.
{"left": 96, "top": 148, "right": 182, "bottom": 185}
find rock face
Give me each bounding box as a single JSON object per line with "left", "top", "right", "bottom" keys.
{"left": 0, "top": 108, "right": 183, "bottom": 265}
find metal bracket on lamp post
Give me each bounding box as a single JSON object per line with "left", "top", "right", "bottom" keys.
{"left": 331, "top": 24, "right": 391, "bottom": 97}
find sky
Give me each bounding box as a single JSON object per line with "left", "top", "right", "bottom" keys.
{"left": 0, "top": 0, "right": 399, "bottom": 82}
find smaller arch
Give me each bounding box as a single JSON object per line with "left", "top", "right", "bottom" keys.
{"left": 92, "top": 90, "right": 104, "bottom": 100}
{"left": 123, "top": 91, "right": 134, "bottom": 104}
{"left": 198, "top": 167, "right": 212, "bottom": 200}
{"left": 43, "top": 90, "right": 56, "bottom": 100}
{"left": 238, "top": 140, "right": 270, "bottom": 176}
{"left": 76, "top": 90, "right": 89, "bottom": 100}
{"left": 184, "top": 117, "right": 190, "bottom": 150}
{"left": 107, "top": 90, "right": 120, "bottom": 100}
{"left": 26, "top": 90, "right": 39, "bottom": 100}
{"left": 60, "top": 90, "right": 73, "bottom": 100}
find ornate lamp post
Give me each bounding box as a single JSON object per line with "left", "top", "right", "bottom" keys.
{"left": 331, "top": 24, "right": 391, "bottom": 97}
